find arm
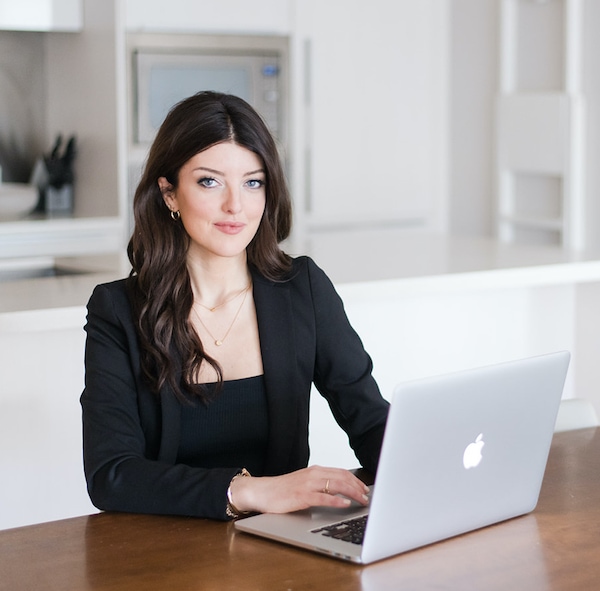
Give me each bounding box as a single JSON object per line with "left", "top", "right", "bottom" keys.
{"left": 231, "top": 258, "right": 389, "bottom": 515}
{"left": 81, "top": 282, "right": 238, "bottom": 520}
{"left": 307, "top": 258, "right": 390, "bottom": 473}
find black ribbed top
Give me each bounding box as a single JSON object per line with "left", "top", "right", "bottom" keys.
{"left": 177, "top": 375, "right": 269, "bottom": 475}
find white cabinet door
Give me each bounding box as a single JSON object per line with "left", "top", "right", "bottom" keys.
{"left": 0, "top": 0, "right": 82, "bottom": 31}
{"left": 0, "top": 308, "right": 97, "bottom": 530}
{"left": 125, "top": 0, "right": 293, "bottom": 34}
{"left": 293, "top": 0, "right": 448, "bottom": 231}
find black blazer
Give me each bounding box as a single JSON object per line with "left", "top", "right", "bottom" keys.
{"left": 81, "top": 256, "right": 389, "bottom": 520}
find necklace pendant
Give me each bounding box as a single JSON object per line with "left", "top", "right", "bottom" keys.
{"left": 192, "top": 283, "right": 251, "bottom": 349}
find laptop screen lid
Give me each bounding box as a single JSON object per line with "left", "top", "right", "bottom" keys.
{"left": 360, "top": 350, "right": 570, "bottom": 563}
{"left": 235, "top": 351, "right": 570, "bottom": 564}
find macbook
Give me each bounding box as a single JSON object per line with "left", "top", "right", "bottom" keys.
{"left": 235, "top": 351, "right": 570, "bottom": 564}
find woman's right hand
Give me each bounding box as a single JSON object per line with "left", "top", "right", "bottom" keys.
{"left": 229, "top": 465, "right": 370, "bottom": 515}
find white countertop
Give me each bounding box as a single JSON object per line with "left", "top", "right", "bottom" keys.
{"left": 2, "top": 230, "right": 600, "bottom": 324}
{"left": 0, "top": 254, "right": 129, "bottom": 331}
{"left": 298, "top": 229, "right": 600, "bottom": 288}
{"left": 0, "top": 215, "right": 124, "bottom": 259}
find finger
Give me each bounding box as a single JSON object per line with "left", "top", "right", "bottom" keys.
{"left": 316, "top": 492, "right": 353, "bottom": 508}
{"left": 310, "top": 466, "right": 369, "bottom": 492}
{"left": 327, "top": 482, "right": 370, "bottom": 506}
{"left": 314, "top": 474, "right": 370, "bottom": 506}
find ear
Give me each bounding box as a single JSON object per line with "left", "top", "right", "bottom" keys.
{"left": 158, "top": 177, "right": 177, "bottom": 211}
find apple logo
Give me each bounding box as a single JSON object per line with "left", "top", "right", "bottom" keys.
{"left": 462, "top": 433, "right": 485, "bottom": 469}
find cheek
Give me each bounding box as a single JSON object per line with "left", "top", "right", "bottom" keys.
{"left": 252, "top": 196, "right": 267, "bottom": 220}
{"left": 181, "top": 198, "right": 212, "bottom": 218}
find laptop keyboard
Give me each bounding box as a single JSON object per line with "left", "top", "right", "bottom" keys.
{"left": 310, "top": 514, "right": 368, "bottom": 546}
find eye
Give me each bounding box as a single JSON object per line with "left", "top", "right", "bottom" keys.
{"left": 245, "top": 179, "right": 265, "bottom": 190}
{"left": 198, "top": 177, "right": 219, "bottom": 188}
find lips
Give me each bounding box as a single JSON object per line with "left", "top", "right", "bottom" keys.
{"left": 214, "top": 221, "right": 246, "bottom": 235}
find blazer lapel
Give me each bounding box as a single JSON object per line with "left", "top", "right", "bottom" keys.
{"left": 252, "top": 271, "right": 305, "bottom": 475}
{"left": 156, "top": 270, "right": 307, "bottom": 472}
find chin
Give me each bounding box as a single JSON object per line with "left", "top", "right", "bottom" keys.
{"left": 199, "top": 242, "right": 253, "bottom": 261}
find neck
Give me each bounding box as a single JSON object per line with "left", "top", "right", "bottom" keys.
{"left": 187, "top": 253, "right": 251, "bottom": 306}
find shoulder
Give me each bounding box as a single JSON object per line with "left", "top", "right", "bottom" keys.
{"left": 253, "top": 256, "right": 334, "bottom": 295}
{"left": 88, "top": 277, "right": 129, "bottom": 304}
{"left": 257, "top": 256, "right": 342, "bottom": 312}
{"left": 291, "top": 255, "right": 336, "bottom": 292}
{"left": 282, "top": 255, "right": 331, "bottom": 285}
{"left": 87, "top": 277, "right": 134, "bottom": 320}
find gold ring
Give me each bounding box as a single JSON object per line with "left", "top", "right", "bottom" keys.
{"left": 324, "top": 479, "right": 330, "bottom": 494}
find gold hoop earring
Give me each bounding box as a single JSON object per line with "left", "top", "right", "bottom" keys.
{"left": 170, "top": 210, "right": 181, "bottom": 221}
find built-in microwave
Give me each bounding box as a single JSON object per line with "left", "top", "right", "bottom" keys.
{"left": 127, "top": 33, "right": 289, "bottom": 148}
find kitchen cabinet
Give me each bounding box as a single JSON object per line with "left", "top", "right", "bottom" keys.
{"left": 0, "top": 217, "right": 123, "bottom": 259}
{"left": 40, "top": 0, "right": 127, "bottom": 257}
{"left": 0, "top": 0, "right": 449, "bottom": 258}
{"left": 124, "top": 0, "right": 292, "bottom": 34}
{"left": 0, "top": 0, "right": 126, "bottom": 259}
{"left": 291, "top": 0, "right": 448, "bottom": 235}
{"left": 0, "top": 305, "right": 96, "bottom": 530}
{"left": 44, "top": 0, "right": 124, "bottom": 221}
{"left": 0, "top": 0, "right": 82, "bottom": 32}
{"left": 123, "top": 0, "right": 449, "bottom": 240}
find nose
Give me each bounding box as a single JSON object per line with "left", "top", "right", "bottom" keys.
{"left": 223, "top": 186, "right": 242, "bottom": 214}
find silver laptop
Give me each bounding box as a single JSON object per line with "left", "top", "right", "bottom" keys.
{"left": 235, "top": 351, "right": 570, "bottom": 564}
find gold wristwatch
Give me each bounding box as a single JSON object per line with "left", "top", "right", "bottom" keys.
{"left": 226, "top": 468, "right": 251, "bottom": 519}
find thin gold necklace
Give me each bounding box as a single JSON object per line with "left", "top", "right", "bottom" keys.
{"left": 192, "top": 284, "right": 251, "bottom": 346}
{"left": 195, "top": 284, "right": 250, "bottom": 313}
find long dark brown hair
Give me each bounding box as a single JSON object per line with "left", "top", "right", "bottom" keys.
{"left": 127, "top": 91, "right": 293, "bottom": 402}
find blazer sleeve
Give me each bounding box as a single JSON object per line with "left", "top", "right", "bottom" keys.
{"left": 305, "top": 258, "right": 390, "bottom": 473}
{"left": 80, "top": 281, "right": 239, "bottom": 520}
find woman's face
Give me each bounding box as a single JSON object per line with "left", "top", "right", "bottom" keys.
{"left": 159, "top": 141, "right": 267, "bottom": 263}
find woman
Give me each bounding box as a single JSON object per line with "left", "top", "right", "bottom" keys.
{"left": 81, "top": 91, "right": 389, "bottom": 520}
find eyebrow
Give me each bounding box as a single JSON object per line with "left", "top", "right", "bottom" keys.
{"left": 195, "top": 166, "right": 265, "bottom": 176}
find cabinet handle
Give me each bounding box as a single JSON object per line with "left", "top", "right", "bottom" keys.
{"left": 303, "top": 38, "right": 312, "bottom": 213}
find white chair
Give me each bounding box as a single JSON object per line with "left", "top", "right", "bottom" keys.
{"left": 554, "top": 398, "right": 599, "bottom": 432}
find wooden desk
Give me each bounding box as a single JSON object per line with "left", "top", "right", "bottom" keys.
{"left": 1, "top": 428, "right": 599, "bottom": 591}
